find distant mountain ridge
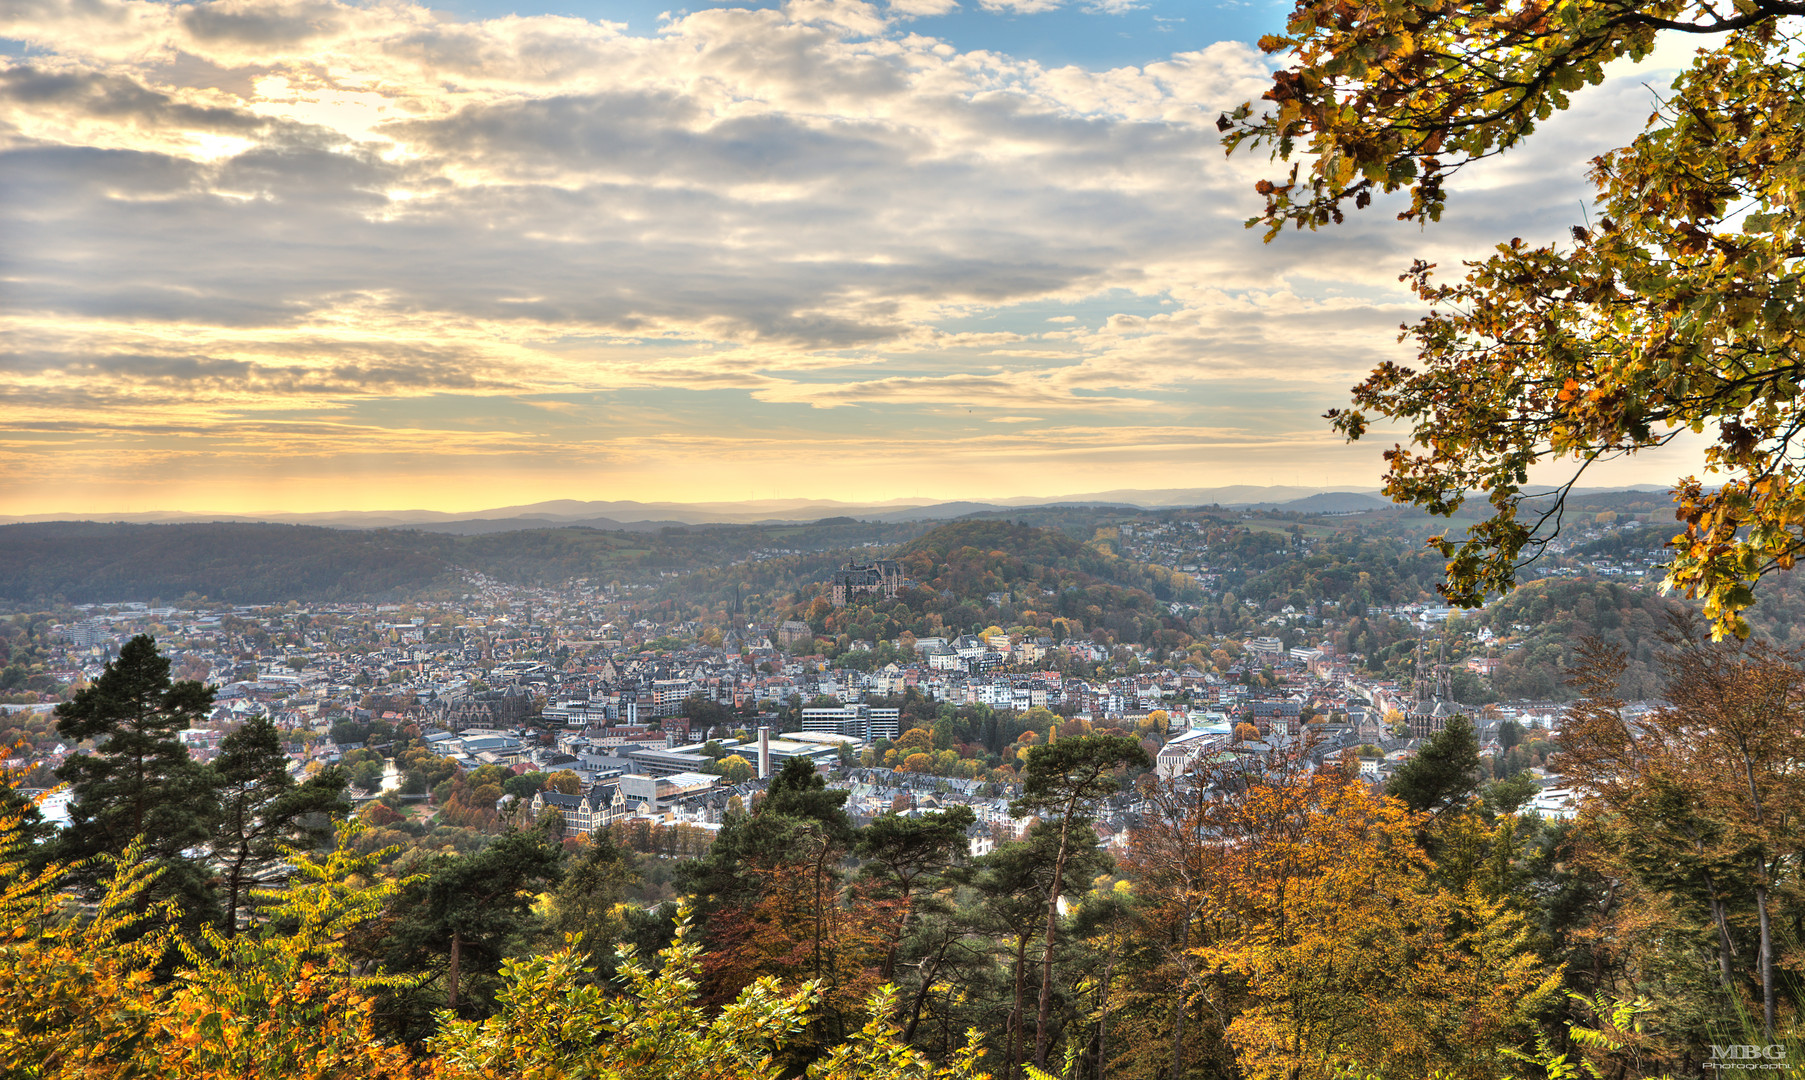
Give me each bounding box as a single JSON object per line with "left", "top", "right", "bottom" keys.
{"left": 0, "top": 485, "right": 1677, "bottom": 533}
{"left": 0, "top": 487, "right": 1362, "bottom": 530}
{"left": 1245, "top": 491, "right": 1393, "bottom": 513}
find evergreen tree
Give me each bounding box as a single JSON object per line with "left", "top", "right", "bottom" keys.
{"left": 53, "top": 634, "right": 221, "bottom": 923}
{"left": 0, "top": 781, "right": 52, "bottom": 859}
{"left": 974, "top": 817, "right": 1112, "bottom": 1079}
{"left": 680, "top": 754, "right": 854, "bottom": 921}
{"left": 372, "top": 825, "right": 565, "bottom": 1035}
{"left": 762, "top": 754, "right": 854, "bottom": 840}
{"left": 1386, "top": 714, "right": 1481, "bottom": 817}
{"left": 210, "top": 714, "right": 351, "bottom": 935}
{"left": 858, "top": 805, "right": 975, "bottom": 979}
{"left": 543, "top": 827, "right": 640, "bottom": 979}
{"left": 1010, "top": 733, "right": 1148, "bottom": 1070}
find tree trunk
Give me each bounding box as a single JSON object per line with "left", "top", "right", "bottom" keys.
{"left": 882, "top": 879, "right": 914, "bottom": 981}
{"left": 224, "top": 802, "right": 251, "bottom": 938}
{"left": 1171, "top": 913, "right": 1190, "bottom": 1080}
{"left": 224, "top": 856, "right": 244, "bottom": 938}
{"left": 813, "top": 833, "right": 829, "bottom": 983}
{"left": 447, "top": 930, "right": 462, "bottom": 1013}
{"left": 941, "top": 983, "right": 954, "bottom": 1060}
{"left": 1740, "top": 750, "right": 1775, "bottom": 1040}
{"left": 1671, "top": 816, "right": 1741, "bottom": 991}
{"left": 1708, "top": 891, "right": 1738, "bottom": 988}
{"left": 1010, "top": 931, "right": 1031, "bottom": 1080}
{"left": 1756, "top": 879, "right": 1775, "bottom": 1040}
{"left": 903, "top": 937, "right": 952, "bottom": 1043}
{"left": 1097, "top": 948, "right": 1116, "bottom": 1080}
{"left": 1036, "top": 805, "right": 1077, "bottom": 1070}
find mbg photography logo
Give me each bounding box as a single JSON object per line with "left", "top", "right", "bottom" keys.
{"left": 1702, "top": 1044, "right": 1790, "bottom": 1071}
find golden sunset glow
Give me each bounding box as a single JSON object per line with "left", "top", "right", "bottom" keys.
{"left": 1, "top": 0, "right": 1700, "bottom": 515}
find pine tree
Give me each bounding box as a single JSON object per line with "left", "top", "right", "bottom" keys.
{"left": 211, "top": 714, "right": 351, "bottom": 935}
{"left": 372, "top": 825, "right": 565, "bottom": 1035}
{"left": 53, "top": 633, "right": 221, "bottom": 923}
{"left": 543, "top": 827, "right": 639, "bottom": 979}
{"left": 974, "top": 817, "right": 1113, "bottom": 1080}
{"left": 1386, "top": 714, "right": 1481, "bottom": 817}
{"left": 857, "top": 804, "right": 975, "bottom": 978}
{"left": 1010, "top": 733, "right": 1149, "bottom": 1071}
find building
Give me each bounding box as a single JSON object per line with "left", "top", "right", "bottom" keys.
{"left": 650, "top": 678, "right": 693, "bottom": 717}
{"left": 1155, "top": 726, "right": 1231, "bottom": 779}
{"left": 59, "top": 621, "right": 112, "bottom": 648}
{"left": 1247, "top": 699, "right": 1301, "bottom": 736}
{"left": 801, "top": 703, "right": 901, "bottom": 741}
{"left": 1245, "top": 636, "right": 1285, "bottom": 659}
{"left": 1529, "top": 785, "right": 1580, "bottom": 820}
{"left": 831, "top": 559, "right": 904, "bottom": 606}
{"left": 759, "top": 735, "right": 843, "bottom": 769}
{"left": 628, "top": 745, "right": 715, "bottom": 777}
{"left": 441, "top": 687, "right": 535, "bottom": 732}
{"left": 454, "top": 732, "right": 527, "bottom": 763}
{"left": 618, "top": 771, "right": 719, "bottom": 810}
{"left": 530, "top": 780, "right": 626, "bottom": 836}
{"left": 1408, "top": 699, "right": 1459, "bottom": 740}
{"left": 777, "top": 620, "right": 814, "bottom": 647}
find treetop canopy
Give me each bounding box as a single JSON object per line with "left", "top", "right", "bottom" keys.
{"left": 1226, "top": 0, "right": 1805, "bottom": 638}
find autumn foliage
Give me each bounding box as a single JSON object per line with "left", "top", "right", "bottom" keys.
{"left": 10, "top": 632, "right": 1805, "bottom": 1079}
{"left": 1125, "top": 757, "right": 1556, "bottom": 1080}
{"left": 0, "top": 804, "right": 989, "bottom": 1080}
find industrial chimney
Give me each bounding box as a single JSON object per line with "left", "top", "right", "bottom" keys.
{"left": 757, "top": 726, "right": 771, "bottom": 780}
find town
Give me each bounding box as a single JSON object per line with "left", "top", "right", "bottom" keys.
{"left": 4, "top": 499, "right": 1798, "bottom": 1079}
{"left": 6, "top": 517, "right": 1634, "bottom": 849}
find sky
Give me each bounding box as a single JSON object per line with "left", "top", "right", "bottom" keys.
{"left": 0, "top": 0, "right": 1707, "bottom": 514}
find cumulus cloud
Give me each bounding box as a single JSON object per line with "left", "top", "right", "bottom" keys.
{"left": 0, "top": 0, "right": 1678, "bottom": 508}
{"left": 887, "top": 0, "right": 960, "bottom": 17}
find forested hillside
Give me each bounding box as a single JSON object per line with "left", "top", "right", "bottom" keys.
{"left": 1458, "top": 579, "right": 1683, "bottom": 700}
{"left": 1226, "top": 529, "right": 1443, "bottom": 611}
{"left": 795, "top": 520, "right": 1201, "bottom": 653}
{"left": 0, "top": 519, "right": 936, "bottom": 607}
{"left": 1443, "top": 574, "right": 1805, "bottom": 703}
{"left": 0, "top": 522, "right": 457, "bottom": 605}
{"left": 895, "top": 520, "right": 1200, "bottom": 605}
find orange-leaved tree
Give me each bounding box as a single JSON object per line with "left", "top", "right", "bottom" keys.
{"left": 430, "top": 914, "right": 991, "bottom": 1080}
{"left": 701, "top": 849, "right": 905, "bottom": 1061}
{"left": 0, "top": 807, "right": 422, "bottom": 1079}
{"left": 1131, "top": 750, "right": 1556, "bottom": 1080}
{"left": 1561, "top": 627, "right": 1805, "bottom": 1044}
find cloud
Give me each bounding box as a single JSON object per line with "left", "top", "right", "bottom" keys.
{"left": 975, "top": 0, "right": 1065, "bottom": 12}
{"left": 0, "top": 0, "right": 1679, "bottom": 509}
{"left": 887, "top": 0, "right": 960, "bottom": 17}
{"left": 178, "top": 0, "right": 349, "bottom": 47}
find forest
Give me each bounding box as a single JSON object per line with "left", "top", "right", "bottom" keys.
{"left": 5, "top": 629, "right": 1803, "bottom": 1079}
{"left": 0, "top": 510, "right": 1443, "bottom": 614}
{"left": 0, "top": 518, "right": 941, "bottom": 608}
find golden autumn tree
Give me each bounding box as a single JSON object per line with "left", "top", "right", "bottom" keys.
{"left": 4, "top": 793, "right": 987, "bottom": 1080}
{"left": 1128, "top": 748, "right": 1557, "bottom": 1080}
{"left": 431, "top": 915, "right": 820, "bottom": 1080}
{"left": 1225, "top": 0, "right": 1805, "bottom": 638}
{"left": 1119, "top": 770, "right": 1237, "bottom": 1080}
{"left": 0, "top": 809, "right": 422, "bottom": 1080}
{"left": 1560, "top": 626, "right": 1805, "bottom": 1044}
{"left": 432, "top": 911, "right": 992, "bottom": 1080}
